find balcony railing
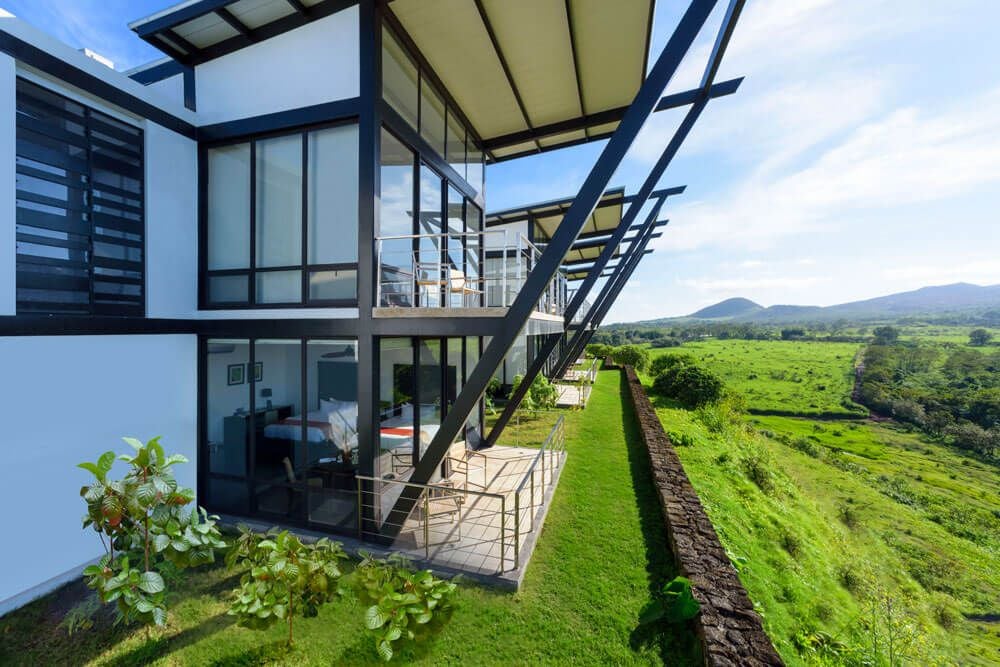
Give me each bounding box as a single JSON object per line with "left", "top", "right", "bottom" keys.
{"left": 566, "top": 287, "right": 592, "bottom": 324}
{"left": 376, "top": 230, "right": 567, "bottom": 317}
{"left": 354, "top": 415, "right": 567, "bottom": 576}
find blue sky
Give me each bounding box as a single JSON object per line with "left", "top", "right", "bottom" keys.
{"left": 6, "top": 0, "right": 999, "bottom": 322}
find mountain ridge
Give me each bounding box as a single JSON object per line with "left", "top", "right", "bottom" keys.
{"left": 622, "top": 283, "right": 1000, "bottom": 326}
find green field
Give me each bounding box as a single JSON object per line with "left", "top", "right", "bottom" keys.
{"left": 657, "top": 339, "right": 863, "bottom": 416}
{"left": 0, "top": 371, "right": 699, "bottom": 666}
{"left": 645, "top": 341, "right": 1000, "bottom": 666}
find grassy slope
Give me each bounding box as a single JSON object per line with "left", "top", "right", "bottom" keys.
{"left": 665, "top": 340, "right": 861, "bottom": 415}
{"left": 0, "top": 370, "right": 698, "bottom": 666}
{"left": 647, "top": 343, "right": 1000, "bottom": 666}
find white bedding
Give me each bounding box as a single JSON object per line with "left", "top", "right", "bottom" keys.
{"left": 263, "top": 410, "right": 334, "bottom": 444}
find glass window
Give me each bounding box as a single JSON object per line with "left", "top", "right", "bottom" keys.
{"left": 417, "top": 165, "right": 443, "bottom": 306}
{"left": 417, "top": 339, "right": 442, "bottom": 460}
{"left": 420, "top": 78, "right": 446, "bottom": 157}
{"left": 256, "top": 270, "right": 301, "bottom": 304}
{"left": 205, "top": 339, "right": 251, "bottom": 513}
{"left": 309, "top": 269, "right": 357, "bottom": 301}
{"left": 307, "top": 339, "right": 359, "bottom": 529}
{"left": 466, "top": 135, "right": 484, "bottom": 194}
{"left": 446, "top": 110, "right": 465, "bottom": 177}
{"left": 464, "top": 336, "right": 482, "bottom": 447}
{"left": 465, "top": 200, "right": 482, "bottom": 292}
{"left": 379, "top": 129, "right": 416, "bottom": 306}
{"left": 207, "top": 144, "right": 250, "bottom": 270}
{"left": 308, "top": 125, "right": 358, "bottom": 265}
{"left": 382, "top": 27, "right": 419, "bottom": 129}
{"left": 447, "top": 337, "right": 463, "bottom": 415}
{"left": 204, "top": 123, "right": 360, "bottom": 308}
{"left": 447, "top": 187, "right": 464, "bottom": 306}
{"left": 255, "top": 134, "right": 302, "bottom": 268}
{"left": 379, "top": 338, "right": 415, "bottom": 474}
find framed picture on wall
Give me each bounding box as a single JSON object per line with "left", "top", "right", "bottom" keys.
{"left": 250, "top": 361, "right": 263, "bottom": 383}
{"left": 227, "top": 363, "right": 245, "bottom": 386}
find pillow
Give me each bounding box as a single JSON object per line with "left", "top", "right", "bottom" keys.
{"left": 320, "top": 398, "right": 348, "bottom": 415}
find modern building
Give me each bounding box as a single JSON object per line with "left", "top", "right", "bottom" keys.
{"left": 0, "top": 0, "right": 743, "bottom": 612}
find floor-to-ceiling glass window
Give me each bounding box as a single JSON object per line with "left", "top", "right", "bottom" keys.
{"left": 447, "top": 186, "right": 465, "bottom": 306}
{"left": 464, "top": 336, "right": 483, "bottom": 447}
{"left": 465, "top": 200, "right": 482, "bottom": 307}
{"left": 378, "top": 337, "right": 415, "bottom": 475}
{"left": 205, "top": 339, "right": 251, "bottom": 514}
{"left": 306, "top": 339, "right": 359, "bottom": 531}
{"left": 417, "top": 339, "right": 443, "bottom": 460}
{"left": 379, "top": 130, "right": 416, "bottom": 306}
{"left": 202, "top": 337, "right": 358, "bottom": 534}
{"left": 417, "top": 165, "right": 443, "bottom": 306}
{"left": 251, "top": 339, "right": 304, "bottom": 519}
{"left": 307, "top": 125, "right": 359, "bottom": 301}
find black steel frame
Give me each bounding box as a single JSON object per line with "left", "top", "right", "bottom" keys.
{"left": 380, "top": 0, "right": 745, "bottom": 536}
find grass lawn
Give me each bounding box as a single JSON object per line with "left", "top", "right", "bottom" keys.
{"left": 650, "top": 339, "right": 863, "bottom": 416}
{"left": 0, "top": 370, "right": 698, "bottom": 666}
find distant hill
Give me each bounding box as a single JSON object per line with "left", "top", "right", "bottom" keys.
{"left": 689, "top": 297, "right": 762, "bottom": 319}
{"left": 618, "top": 283, "right": 1000, "bottom": 326}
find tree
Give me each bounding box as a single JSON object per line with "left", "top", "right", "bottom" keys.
{"left": 873, "top": 326, "right": 900, "bottom": 345}
{"left": 969, "top": 328, "right": 993, "bottom": 347}
{"left": 585, "top": 343, "right": 614, "bottom": 360}
{"left": 653, "top": 364, "right": 725, "bottom": 408}
{"left": 611, "top": 344, "right": 650, "bottom": 371}
{"left": 79, "top": 437, "right": 225, "bottom": 628}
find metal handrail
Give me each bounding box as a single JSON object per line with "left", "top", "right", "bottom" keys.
{"left": 375, "top": 229, "right": 567, "bottom": 314}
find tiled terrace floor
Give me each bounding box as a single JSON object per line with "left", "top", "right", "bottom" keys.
{"left": 378, "top": 445, "right": 565, "bottom": 577}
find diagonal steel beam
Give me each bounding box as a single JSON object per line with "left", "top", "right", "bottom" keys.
{"left": 381, "top": 0, "right": 725, "bottom": 536}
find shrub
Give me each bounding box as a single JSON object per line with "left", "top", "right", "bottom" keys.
{"left": 350, "top": 553, "right": 457, "bottom": 662}
{"left": 511, "top": 373, "right": 559, "bottom": 410}
{"left": 227, "top": 527, "right": 346, "bottom": 645}
{"left": 653, "top": 364, "right": 725, "bottom": 408}
{"left": 649, "top": 352, "right": 696, "bottom": 377}
{"left": 611, "top": 344, "right": 650, "bottom": 371}
{"left": 739, "top": 443, "right": 775, "bottom": 493}
{"left": 79, "top": 437, "right": 225, "bottom": 628}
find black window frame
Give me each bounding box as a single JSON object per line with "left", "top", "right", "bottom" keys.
{"left": 379, "top": 18, "right": 486, "bottom": 199}
{"left": 198, "top": 334, "right": 361, "bottom": 536}
{"left": 199, "top": 118, "right": 361, "bottom": 310}
{"left": 378, "top": 125, "right": 485, "bottom": 308}
{"left": 15, "top": 77, "right": 146, "bottom": 317}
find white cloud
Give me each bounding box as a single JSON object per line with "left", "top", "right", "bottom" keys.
{"left": 882, "top": 260, "right": 1000, "bottom": 286}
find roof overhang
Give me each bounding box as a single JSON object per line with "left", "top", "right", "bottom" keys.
{"left": 128, "top": 0, "right": 350, "bottom": 66}
{"left": 387, "top": 0, "right": 654, "bottom": 162}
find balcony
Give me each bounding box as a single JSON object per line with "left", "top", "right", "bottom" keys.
{"left": 375, "top": 231, "right": 567, "bottom": 323}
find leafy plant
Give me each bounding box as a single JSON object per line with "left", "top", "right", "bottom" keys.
{"left": 79, "top": 437, "right": 225, "bottom": 628}
{"left": 610, "top": 344, "right": 650, "bottom": 371}
{"left": 511, "top": 373, "right": 559, "bottom": 411}
{"left": 349, "top": 552, "right": 457, "bottom": 662}
{"left": 227, "top": 527, "right": 346, "bottom": 645}
{"left": 653, "top": 363, "right": 725, "bottom": 408}
{"left": 638, "top": 576, "right": 701, "bottom": 625}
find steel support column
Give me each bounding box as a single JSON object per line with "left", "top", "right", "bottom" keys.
{"left": 381, "top": 0, "right": 725, "bottom": 534}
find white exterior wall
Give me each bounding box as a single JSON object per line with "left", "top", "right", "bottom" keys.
{"left": 146, "top": 72, "right": 185, "bottom": 109}
{"left": 146, "top": 122, "right": 199, "bottom": 318}
{"left": 195, "top": 6, "right": 359, "bottom": 125}
{"left": 0, "top": 53, "right": 13, "bottom": 315}
{"left": 0, "top": 334, "right": 197, "bottom": 613}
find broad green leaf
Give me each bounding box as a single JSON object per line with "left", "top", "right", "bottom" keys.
{"left": 365, "top": 604, "right": 387, "bottom": 630}
{"left": 152, "top": 606, "right": 167, "bottom": 626}
{"left": 77, "top": 462, "right": 102, "bottom": 479}
{"left": 122, "top": 437, "right": 144, "bottom": 452}
{"left": 377, "top": 640, "right": 393, "bottom": 662}
{"left": 137, "top": 571, "right": 165, "bottom": 594}
{"left": 97, "top": 451, "right": 116, "bottom": 473}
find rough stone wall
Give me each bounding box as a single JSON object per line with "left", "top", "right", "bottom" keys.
{"left": 623, "top": 366, "right": 784, "bottom": 667}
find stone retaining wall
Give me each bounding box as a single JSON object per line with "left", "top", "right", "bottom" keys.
{"left": 623, "top": 366, "right": 784, "bottom": 667}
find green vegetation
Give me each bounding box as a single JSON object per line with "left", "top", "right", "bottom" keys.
{"left": 655, "top": 339, "right": 864, "bottom": 417}
{"left": 645, "top": 339, "right": 1000, "bottom": 666}
{"left": 509, "top": 372, "right": 559, "bottom": 410}
{"left": 0, "top": 371, "right": 699, "bottom": 665}
{"left": 78, "top": 437, "right": 225, "bottom": 629}
{"left": 611, "top": 344, "right": 651, "bottom": 371}
{"left": 858, "top": 341, "right": 999, "bottom": 459}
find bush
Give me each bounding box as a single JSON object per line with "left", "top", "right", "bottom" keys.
{"left": 649, "top": 353, "right": 696, "bottom": 377}
{"left": 511, "top": 373, "right": 559, "bottom": 410}
{"left": 610, "top": 344, "right": 650, "bottom": 371}
{"left": 653, "top": 364, "right": 725, "bottom": 408}
{"left": 739, "top": 443, "right": 775, "bottom": 493}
